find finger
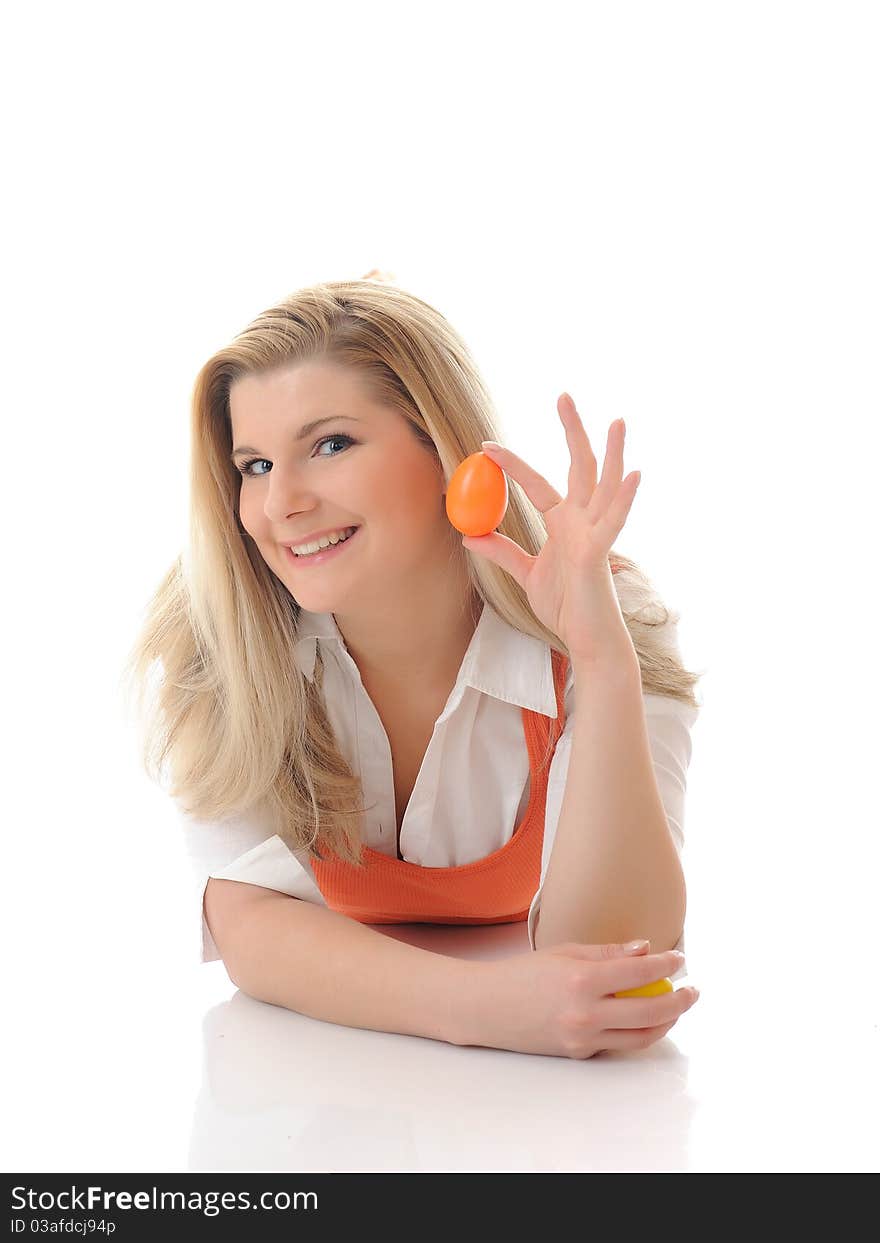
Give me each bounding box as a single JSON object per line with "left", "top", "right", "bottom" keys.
{"left": 594, "top": 1018, "right": 680, "bottom": 1054}
{"left": 549, "top": 940, "right": 651, "bottom": 962}
{"left": 559, "top": 393, "right": 598, "bottom": 505}
{"left": 480, "top": 442, "right": 563, "bottom": 513}
{"left": 593, "top": 470, "right": 641, "bottom": 550}
{"left": 589, "top": 418, "right": 627, "bottom": 519}
{"left": 593, "top": 949, "right": 686, "bottom": 994}
{"left": 596, "top": 985, "right": 699, "bottom": 1030}
{"left": 461, "top": 529, "right": 534, "bottom": 591}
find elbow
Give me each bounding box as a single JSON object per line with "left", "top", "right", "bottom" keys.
{"left": 533, "top": 898, "right": 686, "bottom": 955}
{"left": 532, "top": 861, "right": 687, "bottom": 953}
{"left": 648, "top": 887, "right": 687, "bottom": 953}
{"left": 651, "top": 925, "right": 685, "bottom": 954}
{"left": 640, "top": 858, "right": 687, "bottom": 952}
{"left": 217, "top": 949, "right": 245, "bottom": 991}
{"left": 641, "top": 878, "right": 686, "bottom": 953}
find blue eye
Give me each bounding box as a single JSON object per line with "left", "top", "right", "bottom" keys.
{"left": 237, "top": 433, "right": 354, "bottom": 477}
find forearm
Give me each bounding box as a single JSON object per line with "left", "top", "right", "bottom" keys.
{"left": 535, "top": 657, "right": 686, "bottom": 952}
{"left": 227, "top": 894, "right": 483, "bottom": 1046}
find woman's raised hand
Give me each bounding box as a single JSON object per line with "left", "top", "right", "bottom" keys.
{"left": 466, "top": 394, "right": 641, "bottom": 668}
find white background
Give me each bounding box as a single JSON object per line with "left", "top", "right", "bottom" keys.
{"left": 2, "top": 1, "right": 878, "bottom": 1173}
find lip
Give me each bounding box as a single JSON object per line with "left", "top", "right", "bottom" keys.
{"left": 282, "top": 525, "right": 359, "bottom": 548}
{"left": 282, "top": 525, "right": 361, "bottom": 567}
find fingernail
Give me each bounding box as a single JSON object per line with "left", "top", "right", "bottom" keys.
{"left": 624, "top": 939, "right": 649, "bottom": 953}
{"left": 481, "top": 440, "right": 502, "bottom": 450}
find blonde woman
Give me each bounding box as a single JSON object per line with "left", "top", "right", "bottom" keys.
{"left": 122, "top": 274, "right": 703, "bottom": 1060}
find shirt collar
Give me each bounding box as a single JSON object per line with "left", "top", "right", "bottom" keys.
{"left": 292, "top": 599, "right": 560, "bottom": 718}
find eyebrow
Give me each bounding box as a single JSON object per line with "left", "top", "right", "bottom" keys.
{"left": 230, "top": 415, "right": 363, "bottom": 459}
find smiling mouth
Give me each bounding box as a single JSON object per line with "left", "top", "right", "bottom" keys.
{"left": 283, "top": 525, "right": 362, "bottom": 563}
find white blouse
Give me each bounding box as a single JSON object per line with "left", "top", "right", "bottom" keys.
{"left": 182, "top": 598, "right": 699, "bottom": 977}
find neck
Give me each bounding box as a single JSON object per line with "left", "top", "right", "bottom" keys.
{"left": 333, "top": 582, "right": 483, "bottom": 689}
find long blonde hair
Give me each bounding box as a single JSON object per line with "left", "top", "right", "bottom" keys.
{"left": 120, "top": 273, "right": 704, "bottom": 867}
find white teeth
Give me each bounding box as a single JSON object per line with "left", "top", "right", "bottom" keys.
{"left": 291, "top": 526, "right": 357, "bottom": 556}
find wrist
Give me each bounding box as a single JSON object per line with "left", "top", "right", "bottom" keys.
{"left": 569, "top": 647, "right": 641, "bottom": 688}
{"left": 444, "top": 960, "right": 498, "bottom": 1048}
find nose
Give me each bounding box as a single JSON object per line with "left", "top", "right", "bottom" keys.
{"left": 260, "top": 463, "right": 318, "bottom": 524}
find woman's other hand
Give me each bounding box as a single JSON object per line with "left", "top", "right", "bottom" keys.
{"left": 456, "top": 939, "right": 699, "bottom": 1059}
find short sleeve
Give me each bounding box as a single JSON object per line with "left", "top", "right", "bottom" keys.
{"left": 527, "top": 681, "right": 699, "bottom": 983}
{"left": 181, "top": 807, "right": 325, "bottom": 964}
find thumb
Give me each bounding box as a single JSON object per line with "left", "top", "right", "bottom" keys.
{"left": 549, "top": 939, "right": 650, "bottom": 961}
{"left": 461, "top": 531, "right": 529, "bottom": 588}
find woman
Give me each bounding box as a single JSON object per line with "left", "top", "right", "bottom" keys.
{"left": 122, "top": 273, "right": 703, "bottom": 1059}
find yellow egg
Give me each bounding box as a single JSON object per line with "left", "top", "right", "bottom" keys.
{"left": 614, "top": 976, "right": 674, "bottom": 999}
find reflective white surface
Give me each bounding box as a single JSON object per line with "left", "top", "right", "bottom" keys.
{"left": 4, "top": 731, "right": 879, "bottom": 1173}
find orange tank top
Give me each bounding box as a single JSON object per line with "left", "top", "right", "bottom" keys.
{"left": 308, "top": 647, "right": 570, "bottom": 926}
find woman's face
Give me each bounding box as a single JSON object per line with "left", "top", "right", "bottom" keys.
{"left": 229, "top": 360, "right": 452, "bottom": 613}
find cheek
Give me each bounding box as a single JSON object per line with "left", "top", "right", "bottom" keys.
{"left": 236, "top": 491, "right": 252, "bottom": 528}
{"left": 237, "top": 492, "right": 268, "bottom": 541}
{"left": 379, "top": 476, "right": 448, "bottom": 555}
{"left": 382, "top": 459, "right": 444, "bottom": 521}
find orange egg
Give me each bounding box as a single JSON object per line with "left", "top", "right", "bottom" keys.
{"left": 445, "top": 451, "right": 508, "bottom": 537}
{"left": 614, "top": 976, "right": 674, "bottom": 999}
